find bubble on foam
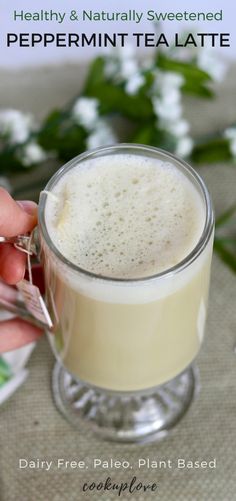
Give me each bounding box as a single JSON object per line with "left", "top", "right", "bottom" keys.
{"left": 45, "top": 154, "right": 205, "bottom": 279}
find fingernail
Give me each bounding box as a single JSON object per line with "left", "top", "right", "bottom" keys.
{"left": 17, "top": 200, "right": 38, "bottom": 216}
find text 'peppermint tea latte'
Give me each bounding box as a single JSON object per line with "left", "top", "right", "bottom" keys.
{"left": 42, "top": 152, "right": 213, "bottom": 391}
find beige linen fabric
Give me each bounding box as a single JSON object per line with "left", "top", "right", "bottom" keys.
{"left": 0, "top": 65, "right": 236, "bottom": 501}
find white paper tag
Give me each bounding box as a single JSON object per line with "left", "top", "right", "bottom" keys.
{"left": 17, "top": 279, "right": 53, "bottom": 329}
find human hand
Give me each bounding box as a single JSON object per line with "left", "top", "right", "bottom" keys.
{"left": 0, "top": 188, "right": 43, "bottom": 353}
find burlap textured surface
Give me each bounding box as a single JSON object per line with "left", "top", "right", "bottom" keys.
{"left": 0, "top": 64, "right": 235, "bottom": 501}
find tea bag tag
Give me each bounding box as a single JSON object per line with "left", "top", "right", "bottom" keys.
{"left": 15, "top": 234, "right": 53, "bottom": 329}
{"left": 17, "top": 280, "right": 53, "bottom": 329}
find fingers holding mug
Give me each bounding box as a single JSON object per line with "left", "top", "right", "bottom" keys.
{"left": 0, "top": 188, "right": 38, "bottom": 284}
{"left": 0, "top": 317, "right": 43, "bottom": 353}
{"left": 0, "top": 244, "right": 27, "bottom": 285}
{"left": 0, "top": 188, "right": 37, "bottom": 238}
{"left": 0, "top": 188, "right": 44, "bottom": 351}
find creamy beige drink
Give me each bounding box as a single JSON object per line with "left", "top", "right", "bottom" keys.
{"left": 42, "top": 152, "right": 213, "bottom": 391}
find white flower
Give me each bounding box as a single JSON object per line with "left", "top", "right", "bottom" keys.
{"left": 230, "top": 141, "right": 236, "bottom": 156}
{"left": 160, "top": 88, "right": 181, "bottom": 106}
{"left": 86, "top": 120, "right": 117, "bottom": 150}
{"left": 175, "top": 137, "right": 193, "bottom": 158}
{"left": 152, "top": 70, "right": 184, "bottom": 94}
{"left": 197, "top": 49, "right": 227, "bottom": 83}
{"left": 163, "top": 72, "right": 184, "bottom": 89}
{"left": 20, "top": 141, "right": 48, "bottom": 167}
{"left": 167, "top": 119, "right": 190, "bottom": 137}
{"left": 104, "top": 44, "right": 140, "bottom": 83}
{"left": 151, "top": 69, "right": 192, "bottom": 154}
{"left": 118, "top": 44, "right": 136, "bottom": 60}
{"left": 224, "top": 127, "right": 236, "bottom": 157}
{"left": 0, "top": 109, "right": 35, "bottom": 144}
{"left": 104, "top": 59, "right": 119, "bottom": 79}
{"left": 125, "top": 73, "right": 145, "bottom": 95}
{"left": 142, "top": 54, "right": 156, "bottom": 70}
{"left": 224, "top": 127, "right": 236, "bottom": 141}
{"left": 152, "top": 98, "right": 182, "bottom": 122}
{"left": 151, "top": 70, "right": 184, "bottom": 123}
{"left": 120, "top": 58, "right": 139, "bottom": 80}
{"left": 72, "top": 98, "right": 99, "bottom": 130}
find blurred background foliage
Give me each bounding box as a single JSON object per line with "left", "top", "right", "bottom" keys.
{"left": 0, "top": 44, "right": 235, "bottom": 272}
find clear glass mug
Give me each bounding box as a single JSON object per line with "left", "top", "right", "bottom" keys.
{"left": 0, "top": 144, "right": 214, "bottom": 444}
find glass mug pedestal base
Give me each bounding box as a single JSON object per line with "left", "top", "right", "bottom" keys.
{"left": 52, "top": 363, "right": 198, "bottom": 444}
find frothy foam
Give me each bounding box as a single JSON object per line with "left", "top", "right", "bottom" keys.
{"left": 45, "top": 154, "right": 205, "bottom": 279}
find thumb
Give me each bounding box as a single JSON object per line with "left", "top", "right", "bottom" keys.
{"left": 0, "top": 188, "right": 37, "bottom": 237}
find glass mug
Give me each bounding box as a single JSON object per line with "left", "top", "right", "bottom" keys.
{"left": 0, "top": 145, "right": 214, "bottom": 443}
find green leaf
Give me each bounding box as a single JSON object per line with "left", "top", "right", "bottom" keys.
{"left": 182, "top": 81, "right": 214, "bottom": 98}
{"left": 83, "top": 57, "right": 106, "bottom": 94}
{"left": 0, "top": 149, "right": 26, "bottom": 173}
{"left": 38, "top": 110, "right": 65, "bottom": 151}
{"left": 216, "top": 204, "right": 236, "bottom": 228}
{"left": 157, "top": 53, "right": 212, "bottom": 84}
{"left": 215, "top": 237, "right": 236, "bottom": 245}
{"left": 131, "top": 124, "right": 157, "bottom": 145}
{"left": 83, "top": 57, "right": 154, "bottom": 119}
{"left": 56, "top": 125, "right": 87, "bottom": 161}
{"left": 156, "top": 53, "right": 213, "bottom": 98}
{"left": 131, "top": 123, "right": 176, "bottom": 151}
{"left": 38, "top": 110, "right": 87, "bottom": 161}
{"left": 138, "top": 69, "right": 155, "bottom": 94}
{"left": 191, "top": 138, "right": 232, "bottom": 164}
{"left": 214, "top": 238, "right": 236, "bottom": 274}
{"left": 85, "top": 83, "right": 153, "bottom": 120}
